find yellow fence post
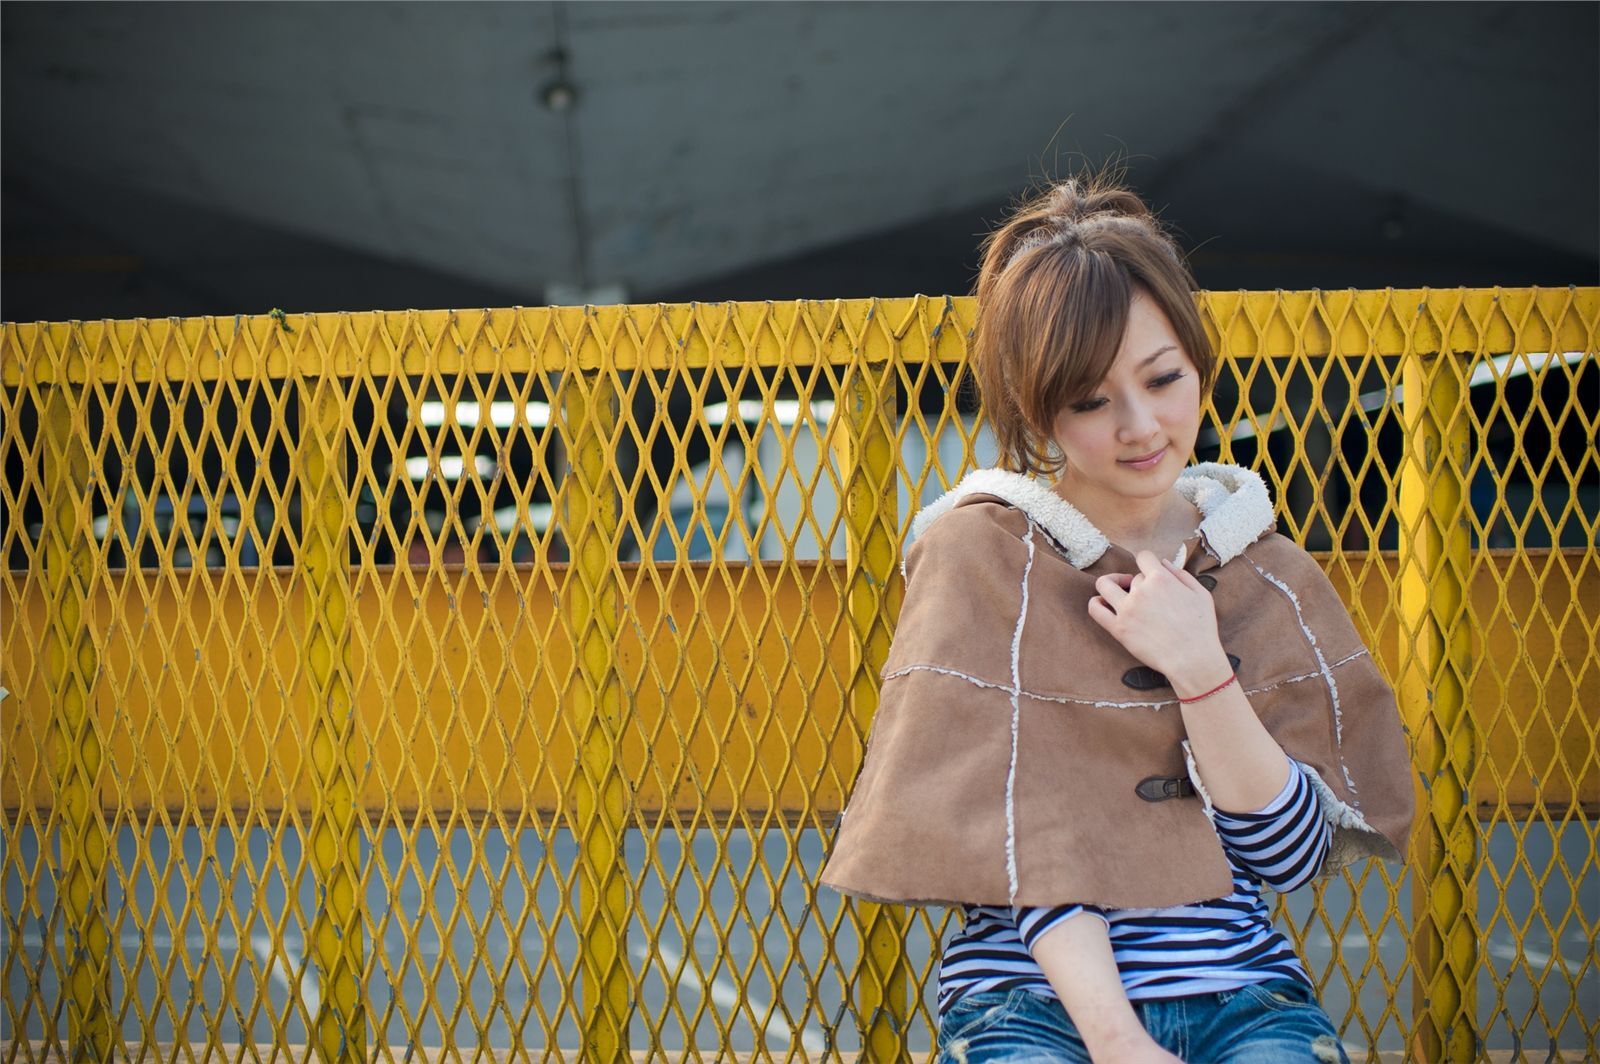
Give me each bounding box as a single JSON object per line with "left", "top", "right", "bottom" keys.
{"left": 564, "top": 365, "right": 631, "bottom": 1061}
{"left": 1398, "top": 343, "right": 1478, "bottom": 1061}
{"left": 41, "top": 379, "right": 112, "bottom": 1061}
{"left": 837, "top": 348, "right": 909, "bottom": 1060}
{"left": 299, "top": 368, "right": 366, "bottom": 1062}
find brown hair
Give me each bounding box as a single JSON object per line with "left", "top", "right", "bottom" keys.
{"left": 971, "top": 170, "right": 1216, "bottom": 476}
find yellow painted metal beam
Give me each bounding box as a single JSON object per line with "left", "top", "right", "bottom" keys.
{"left": 5, "top": 289, "right": 1595, "bottom": 385}
{"left": 39, "top": 379, "right": 112, "bottom": 1062}
{"left": 836, "top": 356, "right": 911, "bottom": 1059}
{"left": 1399, "top": 345, "right": 1479, "bottom": 1061}
{"left": 299, "top": 370, "right": 366, "bottom": 1062}
{"left": 2, "top": 553, "right": 1593, "bottom": 822}
{"left": 563, "top": 365, "right": 632, "bottom": 1062}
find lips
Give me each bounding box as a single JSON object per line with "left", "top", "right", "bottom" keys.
{"left": 1120, "top": 447, "right": 1167, "bottom": 467}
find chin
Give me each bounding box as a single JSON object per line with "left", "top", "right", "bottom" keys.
{"left": 1110, "top": 471, "right": 1175, "bottom": 496}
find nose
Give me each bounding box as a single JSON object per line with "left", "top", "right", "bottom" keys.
{"left": 1116, "top": 396, "right": 1161, "bottom": 442}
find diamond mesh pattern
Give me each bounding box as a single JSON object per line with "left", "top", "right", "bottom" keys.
{"left": 2, "top": 290, "right": 1596, "bottom": 1061}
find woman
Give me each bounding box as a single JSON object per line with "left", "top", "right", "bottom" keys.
{"left": 820, "top": 172, "right": 1415, "bottom": 1063}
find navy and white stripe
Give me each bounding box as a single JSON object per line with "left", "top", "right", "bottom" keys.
{"left": 936, "top": 759, "right": 1330, "bottom": 1016}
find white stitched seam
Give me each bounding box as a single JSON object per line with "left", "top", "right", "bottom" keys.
{"left": 1243, "top": 557, "right": 1361, "bottom": 802}
{"left": 1241, "top": 650, "right": 1369, "bottom": 696}
{"left": 883, "top": 663, "right": 1173, "bottom": 707}
{"left": 1004, "top": 522, "right": 1035, "bottom": 904}
{"left": 881, "top": 653, "right": 1369, "bottom": 708}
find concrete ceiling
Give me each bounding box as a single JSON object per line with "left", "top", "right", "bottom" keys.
{"left": 2, "top": 1, "right": 1595, "bottom": 320}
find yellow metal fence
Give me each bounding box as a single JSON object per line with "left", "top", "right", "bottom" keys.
{"left": 1, "top": 288, "right": 1596, "bottom": 1061}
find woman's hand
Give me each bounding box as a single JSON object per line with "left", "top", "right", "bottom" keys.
{"left": 1093, "top": 1030, "right": 1185, "bottom": 1064}
{"left": 1087, "top": 550, "right": 1223, "bottom": 680}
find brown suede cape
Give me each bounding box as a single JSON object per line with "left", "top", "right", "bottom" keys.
{"left": 820, "top": 463, "right": 1415, "bottom": 910}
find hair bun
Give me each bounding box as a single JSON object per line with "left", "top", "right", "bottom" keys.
{"left": 1046, "top": 178, "right": 1151, "bottom": 224}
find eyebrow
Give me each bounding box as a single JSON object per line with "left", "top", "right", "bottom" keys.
{"left": 1138, "top": 345, "right": 1179, "bottom": 367}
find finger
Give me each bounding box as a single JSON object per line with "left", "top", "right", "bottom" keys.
{"left": 1161, "top": 557, "right": 1206, "bottom": 589}
{"left": 1087, "top": 595, "right": 1116, "bottom": 625}
{"left": 1133, "top": 550, "right": 1169, "bottom": 578}
{"left": 1095, "top": 573, "right": 1131, "bottom": 602}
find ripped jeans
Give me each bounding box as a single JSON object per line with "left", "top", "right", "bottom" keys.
{"left": 935, "top": 977, "right": 1352, "bottom": 1064}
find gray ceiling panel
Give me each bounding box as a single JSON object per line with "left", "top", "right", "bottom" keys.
{"left": 3, "top": 0, "right": 1594, "bottom": 317}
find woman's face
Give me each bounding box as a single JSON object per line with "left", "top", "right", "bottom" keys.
{"left": 1048, "top": 290, "right": 1202, "bottom": 506}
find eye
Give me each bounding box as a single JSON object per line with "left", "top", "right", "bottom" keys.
{"left": 1069, "top": 371, "right": 1185, "bottom": 414}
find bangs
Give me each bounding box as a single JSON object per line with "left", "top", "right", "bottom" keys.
{"left": 1010, "top": 248, "right": 1136, "bottom": 427}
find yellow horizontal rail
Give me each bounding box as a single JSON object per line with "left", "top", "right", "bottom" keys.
{"left": 4, "top": 552, "right": 1592, "bottom": 821}
{"left": 4, "top": 288, "right": 1595, "bottom": 386}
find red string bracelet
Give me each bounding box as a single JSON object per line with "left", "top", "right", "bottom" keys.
{"left": 1177, "top": 672, "right": 1238, "bottom": 705}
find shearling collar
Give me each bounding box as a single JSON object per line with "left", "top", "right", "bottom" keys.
{"left": 908, "top": 462, "right": 1276, "bottom": 569}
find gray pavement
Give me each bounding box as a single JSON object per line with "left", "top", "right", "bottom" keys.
{"left": 3, "top": 820, "right": 1595, "bottom": 1056}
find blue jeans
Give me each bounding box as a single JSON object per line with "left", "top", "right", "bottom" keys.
{"left": 935, "top": 978, "right": 1352, "bottom": 1064}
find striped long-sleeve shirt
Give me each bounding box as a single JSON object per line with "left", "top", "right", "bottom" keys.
{"left": 936, "top": 758, "right": 1331, "bottom": 1016}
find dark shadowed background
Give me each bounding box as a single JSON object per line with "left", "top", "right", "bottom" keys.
{"left": 2, "top": 0, "right": 1596, "bottom": 324}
